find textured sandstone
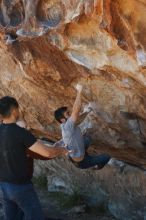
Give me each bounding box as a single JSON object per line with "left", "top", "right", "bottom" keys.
{"left": 1, "top": 1, "right": 146, "bottom": 219}
{"left": 1, "top": 0, "right": 146, "bottom": 168}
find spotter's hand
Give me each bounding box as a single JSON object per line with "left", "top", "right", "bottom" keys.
{"left": 64, "top": 149, "right": 74, "bottom": 156}
{"left": 61, "top": 148, "right": 70, "bottom": 156}
{"left": 61, "top": 145, "right": 72, "bottom": 156}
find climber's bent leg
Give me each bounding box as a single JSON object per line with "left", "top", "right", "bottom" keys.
{"left": 77, "top": 153, "right": 111, "bottom": 169}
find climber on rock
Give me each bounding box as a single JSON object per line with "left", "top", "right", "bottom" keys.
{"left": 54, "top": 84, "right": 111, "bottom": 170}
{"left": 0, "top": 96, "right": 69, "bottom": 220}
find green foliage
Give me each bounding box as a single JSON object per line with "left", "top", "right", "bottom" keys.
{"left": 33, "top": 178, "right": 108, "bottom": 215}
{"left": 49, "top": 191, "right": 85, "bottom": 209}
{"left": 33, "top": 175, "right": 48, "bottom": 189}
{"left": 86, "top": 203, "right": 107, "bottom": 214}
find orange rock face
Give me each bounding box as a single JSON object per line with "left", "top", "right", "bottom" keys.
{"left": 0, "top": 0, "right": 146, "bottom": 167}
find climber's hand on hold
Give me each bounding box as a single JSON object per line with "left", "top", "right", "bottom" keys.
{"left": 83, "top": 103, "right": 93, "bottom": 113}
{"left": 76, "top": 103, "right": 93, "bottom": 125}
{"left": 75, "top": 84, "right": 83, "bottom": 93}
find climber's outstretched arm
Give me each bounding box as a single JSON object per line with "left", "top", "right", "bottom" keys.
{"left": 71, "top": 84, "right": 83, "bottom": 123}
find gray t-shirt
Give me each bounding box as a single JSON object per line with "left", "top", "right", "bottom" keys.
{"left": 61, "top": 117, "right": 85, "bottom": 158}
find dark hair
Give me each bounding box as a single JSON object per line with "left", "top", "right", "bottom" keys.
{"left": 0, "top": 96, "right": 19, "bottom": 118}
{"left": 54, "top": 107, "right": 68, "bottom": 123}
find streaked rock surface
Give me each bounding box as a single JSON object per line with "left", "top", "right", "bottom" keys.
{"left": 0, "top": 1, "right": 146, "bottom": 219}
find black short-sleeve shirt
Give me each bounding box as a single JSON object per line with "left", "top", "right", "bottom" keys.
{"left": 0, "top": 123, "right": 36, "bottom": 184}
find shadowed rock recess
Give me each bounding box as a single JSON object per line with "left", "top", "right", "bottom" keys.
{"left": 0, "top": 0, "right": 146, "bottom": 219}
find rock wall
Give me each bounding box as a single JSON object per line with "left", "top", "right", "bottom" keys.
{"left": 0, "top": 1, "right": 146, "bottom": 219}
{"left": 0, "top": 0, "right": 146, "bottom": 168}
{"left": 34, "top": 158, "right": 146, "bottom": 220}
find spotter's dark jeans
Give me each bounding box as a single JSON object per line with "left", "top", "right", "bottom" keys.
{"left": 0, "top": 182, "right": 44, "bottom": 220}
